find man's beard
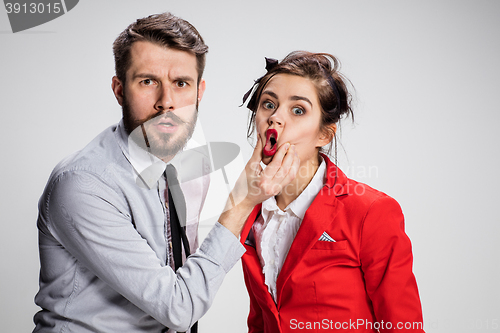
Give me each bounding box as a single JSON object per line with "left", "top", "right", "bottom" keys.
{"left": 122, "top": 97, "right": 198, "bottom": 160}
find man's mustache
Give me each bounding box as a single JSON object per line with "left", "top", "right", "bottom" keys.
{"left": 143, "top": 110, "right": 188, "bottom": 126}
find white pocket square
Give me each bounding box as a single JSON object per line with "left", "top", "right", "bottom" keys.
{"left": 318, "top": 231, "right": 336, "bottom": 242}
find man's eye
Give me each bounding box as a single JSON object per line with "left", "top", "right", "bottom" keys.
{"left": 142, "top": 79, "right": 154, "bottom": 86}
{"left": 176, "top": 81, "right": 187, "bottom": 88}
{"left": 263, "top": 101, "right": 275, "bottom": 110}
{"left": 292, "top": 107, "right": 304, "bottom": 115}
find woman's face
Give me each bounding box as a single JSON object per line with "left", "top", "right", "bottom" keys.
{"left": 255, "top": 74, "right": 331, "bottom": 166}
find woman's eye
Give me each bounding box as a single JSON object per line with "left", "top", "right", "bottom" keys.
{"left": 292, "top": 107, "right": 304, "bottom": 115}
{"left": 263, "top": 101, "right": 275, "bottom": 110}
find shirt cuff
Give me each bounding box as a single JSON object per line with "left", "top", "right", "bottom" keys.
{"left": 198, "top": 222, "right": 246, "bottom": 273}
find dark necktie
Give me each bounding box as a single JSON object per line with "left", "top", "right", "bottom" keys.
{"left": 165, "top": 165, "right": 198, "bottom": 333}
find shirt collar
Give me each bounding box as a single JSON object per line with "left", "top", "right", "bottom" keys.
{"left": 261, "top": 196, "right": 280, "bottom": 220}
{"left": 116, "top": 120, "right": 167, "bottom": 189}
{"left": 261, "top": 157, "right": 326, "bottom": 220}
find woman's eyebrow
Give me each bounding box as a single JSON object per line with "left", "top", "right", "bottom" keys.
{"left": 262, "top": 90, "right": 278, "bottom": 99}
{"left": 290, "top": 95, "right": 312, "bottom": 106}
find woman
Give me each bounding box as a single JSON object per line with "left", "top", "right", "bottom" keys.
{"left": 240, "top": 51, "right": 425, "bottom": 332}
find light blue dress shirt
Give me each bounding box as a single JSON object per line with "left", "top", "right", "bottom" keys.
{"left": 33, "top": 121, "right": 245, "bottom": 332}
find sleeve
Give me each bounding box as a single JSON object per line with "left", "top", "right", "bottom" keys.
{"left": 359, "top": 196, "right": 425, "bottom": 332}
{"left": 45, "top": 170, "right": 246, "bottom": 332}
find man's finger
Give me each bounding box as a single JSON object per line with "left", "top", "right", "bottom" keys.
{"left": 251, "top": 134, "right": 264, "bottom": 161}
{"left": 250, "top": 135, "right": 265, "bottom": 169}
{"left": 247, "top": 134, "right": 264, "bottom": 173}
{"left": 268, "top": 144, "right": 298, "bottom": 182}
{"left": 262, "top": 142, "right": 290, "bottom": 178}
{"left": 271, "top": 145, "right": 296, "bottom": 181}
{"left": 278, "top": 150, "right": 300, "bottom": 187}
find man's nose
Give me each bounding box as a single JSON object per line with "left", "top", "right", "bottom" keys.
{"left": 155, "top": 85, "right": 174, "bottom": 111}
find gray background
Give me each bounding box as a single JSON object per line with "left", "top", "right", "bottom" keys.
{"left": 1, "top": 0, "right": 499, "bottom": 332}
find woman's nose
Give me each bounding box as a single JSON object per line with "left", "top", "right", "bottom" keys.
{"left": 268, "top": 107, "right": 284, "bottom": 126}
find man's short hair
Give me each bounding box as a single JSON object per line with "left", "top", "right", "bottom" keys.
{"left": 113, "top": 12, "right": 208, "bottom": 85}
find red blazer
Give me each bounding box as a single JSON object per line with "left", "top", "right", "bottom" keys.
{"left": 241, "top": 156, "right": 425, "bottom": 332}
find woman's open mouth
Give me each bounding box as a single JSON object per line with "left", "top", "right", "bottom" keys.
{"left": 263, "top": 129, "right": 278, "bottom": 157}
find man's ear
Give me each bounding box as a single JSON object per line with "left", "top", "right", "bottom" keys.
{"left": 111, "top": 76, "right": 124, "bottom": 106}
{"left": 197, "top": 79, "right": 206, "bottom": 102}
{"left": 317, "top": 123, "right": 337, "bottom": 148}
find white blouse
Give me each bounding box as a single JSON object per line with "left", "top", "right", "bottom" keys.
{"left": 253, "top": 158, "right": 326, "bottom": 302}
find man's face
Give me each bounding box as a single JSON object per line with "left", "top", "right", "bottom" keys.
{"left": 112, "top": 41, "right": 206, "bottom": 162}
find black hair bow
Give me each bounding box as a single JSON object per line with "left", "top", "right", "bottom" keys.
{"left": 241, "top": 57, "right": 278, "bottom": 106}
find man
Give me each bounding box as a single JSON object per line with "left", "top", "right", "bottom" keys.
{"left": 33, "top": 13, "right": 298, "bottom": 333}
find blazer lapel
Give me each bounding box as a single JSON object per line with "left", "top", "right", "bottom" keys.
{"left": 242, "top": 243, "right": 281, "bottom": 314}
{"left": 275, "top": 156, "right": 349, "bottom": 306}
{"left": 241, "top": 204, "right": 261, "bottom": 245}
{"left": 241, "top": 204, "right": 281, "bottom": 314}
{"left": 275, "top": 190, "right": 342, "bottom": 305}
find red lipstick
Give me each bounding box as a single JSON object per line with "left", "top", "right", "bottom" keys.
{"left": 263, "top": 129, "right": 278, "bottom": 157}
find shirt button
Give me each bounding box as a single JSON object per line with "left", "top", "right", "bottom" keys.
{"left": 169, "top": 241, "right": 173, "bottom": 250}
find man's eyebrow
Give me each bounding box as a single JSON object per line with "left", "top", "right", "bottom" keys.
{"left": 132, "top": 73, "right": 160, "bottom": 81}
{"left": 174, "top": 75, "right": 195, "bottom": 83}
{"left": 290, "top": 95, "right": 313, "bottom": 106}
{"left": 131, "top": 73, "right": 196, "bottom": 83}
{"left": 261, "top": 90, "right": 278, "bottom": 99}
